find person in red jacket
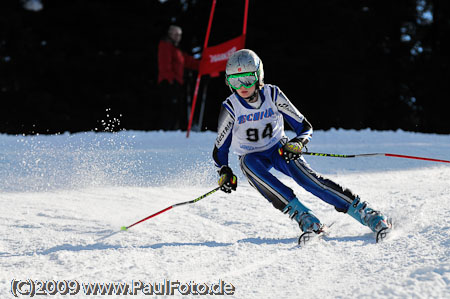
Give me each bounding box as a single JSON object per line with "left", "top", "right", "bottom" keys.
{"left": 158, "top": 25, "right": 199, "bottom": 130}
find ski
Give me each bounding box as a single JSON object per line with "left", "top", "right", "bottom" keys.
{"left": 298, "top": 231, "right": 321, "bottom": 246}
{"left": 297, "top": 223, "right": 333, "bottom": 246}
{"left": 297, "top": 219, "right": 394, "bottom": 246}
{"left": 375, "top": 218, "right": 394, "bottom": 243}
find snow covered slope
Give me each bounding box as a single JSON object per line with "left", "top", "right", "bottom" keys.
{"left": 1, "top": 129, "right": 449, "bottom": 298}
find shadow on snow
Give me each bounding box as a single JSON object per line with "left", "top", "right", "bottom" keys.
{"left": 0, "top": 232, "right": 380, "bottom": 258}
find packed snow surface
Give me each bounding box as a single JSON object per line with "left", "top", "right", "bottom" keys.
{"left": 1, "top": 129, "right": 449, "bottom": 298}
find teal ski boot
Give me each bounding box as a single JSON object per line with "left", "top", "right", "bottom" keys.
{"left": 283, "top": 198, "right": 325, "bottom": 245}
{"left": 347, "top": 197, "right": 393, "bottom": 242}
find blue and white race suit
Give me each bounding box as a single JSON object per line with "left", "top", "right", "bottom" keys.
{"left": 213, "top": 84, "right": 356, "bottom": 212}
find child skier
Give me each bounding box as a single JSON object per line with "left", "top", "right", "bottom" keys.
{"left": 213, "top": 49, "right": 392, "bottom": 243}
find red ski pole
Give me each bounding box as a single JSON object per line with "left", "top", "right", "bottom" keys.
{"left": 95, "top": 187, "right": 220, "bottom": 242}
{"left": 121, "top": 186, "right": 220, "bottom": 231}
{"left": 303, "top": 152, "right": 450, "bottom": 163}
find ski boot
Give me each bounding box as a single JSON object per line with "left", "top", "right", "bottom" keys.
{"left": 283, "top": 198, "right": 325, "bottom": 245}
{"left": 347, "top": 197, "right": 393, "bottom": 242}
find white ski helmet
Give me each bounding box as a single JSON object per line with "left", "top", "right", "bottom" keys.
{"left": 225, "top": 49, "right": 264, "bottom": 89}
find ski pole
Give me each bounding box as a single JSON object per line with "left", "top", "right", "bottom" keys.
{"left": 120, "top": 186, "right": 221, "bottom": 231}
{"left": 303, "top": 152, "right": 450, "bottom": 163}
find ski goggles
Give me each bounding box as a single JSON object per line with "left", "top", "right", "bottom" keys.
{"left": 226, "top": 72, "right": 258, "bottom": 90}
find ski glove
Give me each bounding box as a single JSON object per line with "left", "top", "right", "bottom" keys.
{"left": 218, "top": 166, "right": 237, "bottom": 193}
{"left": 279, "top": 138, "right": 304, "bottom": 163}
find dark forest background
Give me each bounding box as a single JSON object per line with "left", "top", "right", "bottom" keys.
{"left": 1, "top": 0, "right": 449, "bottom": 135}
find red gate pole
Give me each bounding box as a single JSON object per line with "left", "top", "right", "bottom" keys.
{"left": 186, "top": 0, "right": 217, "bottom": 138}
{"left": 243, "top": 0, "right": 249, "bottom": 36}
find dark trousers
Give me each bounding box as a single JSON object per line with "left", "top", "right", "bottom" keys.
{"left": 239, "top": 141, "right": 356, "bottom": 212}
